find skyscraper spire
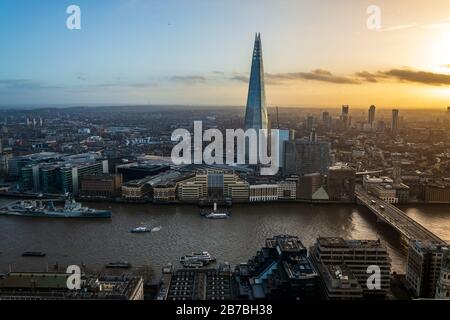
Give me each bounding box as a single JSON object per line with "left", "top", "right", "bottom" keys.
{"left": 244, "top": 33, "right": 268, "bottom": 131}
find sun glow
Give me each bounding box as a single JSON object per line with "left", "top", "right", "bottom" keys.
{"left": 429, "top": 26, "right": 450, "bottom": 73}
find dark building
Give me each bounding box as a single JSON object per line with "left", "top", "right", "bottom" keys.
{"left": 283, "top": 138, "right": 330, "bottom": 177}
{"left": 314, "top": 263, "right": 363, "bottom": 300}
{"left": 0, "top": 272, "right": 144, "bottom": 300}
{"left": 81, "top": 174, "right": 123, "bottom": 198}
{"left": 406, "top": 240, "right": 449, "bottom": 298}
{"left": 116, "top": 163, "right": 170, "bottom": 182}
{"left": 297, "top": 173, "right": 323, "bottom": 200}
{"left": 322, "top": 111, "right": 331, "bottom": 130}
{"left": 157, "top": 263, "right": 234, "bottom": 300}
{"left": 341, "top": 105, "right": 350, "bottom": 130}
{"left": 327, "top": 164, "right": 356, "bottom": 202}
{"left": 310, "top": 237, "right": 391, "bottom": 299}
{"left": 368, "top": 105, "right": 376, "bottom": 125}
{"left": 420, "top": 180, "right": 450, "bottom": 203}
{"left": 235, "top": 235, "right": 319, "bottom": 300}
{"left": 392, "top": 109, "right": 399, "bottom": 135}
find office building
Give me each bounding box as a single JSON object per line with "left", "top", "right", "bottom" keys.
{"left": 151, "top": 172, "right": 194, "bottom": 203}
{"left": 314, "top": 263, "right": 363, "bottom": 300}
{"left": 116, "top": 163, "right": 170, "bottom": 182}
{"left": 277, "top": 179, "right": 297, "bottom": 200}
{"left": 249, "top": 184, "right": 278, "bottom": 202}
{"left": 341, "top": 105, "right": 349, "bottom": 130}
{"left": 322, "top": 111, "right": 331, "bottom": 129}
{"left": 392, "top": 109, "right": 399, "bottom": 135}
{"left": 235, "top": 235, "right": 319, "bottom": 300}
{"left": 0, "top": 272, "right": 144, "bottom": 300}
{"left": 158, "top": 263, "right": 234, "bottom": 300}
{"left": 121, "top": 176, "right": 153, "bottom": 200}
{"left": 327, "top": 164, "right": 356, "bottom": 202}
{"left": 406, "top": 240, "right": 449, "bottom": 298}
{"left": 435, "top": 254, "right": 450, "bottom": 299}
{"left": 20, "top": 154, "right": 108, "bottom": 195}
{"left": 310, "top": 237, "right": 391, "bottom": 299}
{"left": 277, "top": 129, "right": 290, "bottom": 170}
{"left": 81, "top": 174, "right": 123, "bottom": 198}
{"left": 8, "top": 152, "right": 61, "bottom": 177}
{"left": 306, "top": 116, "right": 315, "bottom": 132}
{"left": 283, "top": 137, "right": 330, "bottom": 177}
{"left": 297, "top": 173, "right": 324, "bottom": 200}
{"left": 368, "top": 105, "right": 376, "bottom": 125}
{"left": 59, "top": 159, "right": 108, "bottom": 194}
{"left": 244, "top": 33, "right": 268, "bottom": 132}
{"left": 420, "top": 180, "right": 450, "bottom": 203}
{"left": 177, "top": 170, "right": 248, "bottom": 203}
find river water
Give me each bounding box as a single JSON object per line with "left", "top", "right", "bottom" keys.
{"left": 0, "top": 198, "right": 449, "bottom": 276}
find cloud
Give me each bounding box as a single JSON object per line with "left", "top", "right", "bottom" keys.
{"left": 378, "top": 69, "right": 450, "bottom": 86}
{"left": 354, "top": 68, "right": 450, "bottom": 86}
{"left": 95, "top": 81, "right": 158, "bottom": 88}
{"left": 265, "top": 69, "right": 361, "bottom": 84}
{"left": 170, "top": 75, "right": 207, "bottom": 84}
{"left": 355, "top": 71, "right": 379, "bottom": 83}
{"left": 380, "top": 24, "right": 417, "bottom": 32}
{"left": 230, "top": 75, "right": 249, "bottom": 83}
{"left": 0, "top": 79, "right": 60, "bottom": 90}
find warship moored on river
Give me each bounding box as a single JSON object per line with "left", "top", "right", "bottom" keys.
{"left": 0, "top": 199, "right": 112, "bottom": 218}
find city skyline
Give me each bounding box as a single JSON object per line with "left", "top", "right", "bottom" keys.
{"left": 0, "top": 0, "right": 449, "bottom": 108}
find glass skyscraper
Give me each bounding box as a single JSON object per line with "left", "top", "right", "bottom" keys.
{"left": 244, "top": 33, "right": 268, "bottom": 131}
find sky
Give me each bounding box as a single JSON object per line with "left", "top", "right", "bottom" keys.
{"left": 0, "top": 0, "right": 449, "bottom": 109}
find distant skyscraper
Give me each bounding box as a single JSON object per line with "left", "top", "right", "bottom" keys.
{"left": 283, "top": 134, "right": 330, "bottom": 177}
{"left": 341, "top": 105, "right": 349, "bottom": 130}
{"left": 277, "top": 129, "right": 290, "bottom": 170}
{"left": 392, "top": 109, "right": 399, "bottom": 135}
{"left": 322, "top": 111, "right": 329, "bottom": 123}
{"left": 244, "top": 33, "right": 268, "bottom": 131}
{"left": 306, "top": 115, "right": 315, "bottom": 132}
{"left": 368, "top": 105, "right": 376, "bottom": 125}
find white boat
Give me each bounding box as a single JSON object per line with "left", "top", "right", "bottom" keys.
{"left": 151, "top": 226, "right": 162, "bottom": 232}
{"left": 130, "top": 226, "right": 151, "bottom": 233}
{"left": 180, "top": 251, "right": 216, "bottom": 266}
{"left": 201, "top": 202, "right": 230, "bottom": 219}
{"left": 204, "top": 212, "right": 229, "bottom": 219}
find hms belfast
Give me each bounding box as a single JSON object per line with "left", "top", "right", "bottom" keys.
{"left": 0, "top": 199, "right": 111, "bottom": 218}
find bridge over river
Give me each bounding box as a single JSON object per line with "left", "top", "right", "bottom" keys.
{"left": 355, "top": 185, "right": 445, "bottom": 245}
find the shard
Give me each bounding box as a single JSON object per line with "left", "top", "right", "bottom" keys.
{"left": 244, "top": 33, "right": 268, "bottom": 131}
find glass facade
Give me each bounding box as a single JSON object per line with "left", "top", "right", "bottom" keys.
{"left": 244, "top": 33, "right": 268, "bottom": 131}
{"left": 207, "top": 173, "right": 224, "bottom": 199}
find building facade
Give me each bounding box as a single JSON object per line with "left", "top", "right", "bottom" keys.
{"left": 81, "top": 174, "right": 123, "bottom": 198}
{"left": 327, "top": 164, "right": 356, "bottom": 202}
{"left": 406, "top": 240, "right": 449, "bottom": 298}
{"left": 249, "top": 184, "right": 278, "bottom": 202}
{"left": 283, "top": 139, "right": 330, "bottom": 177}
{"left": 310, "top": 237, "right": 391, "bottom": 299}
{"left": 244, "top": 33, "right": 268, "bottom": 132}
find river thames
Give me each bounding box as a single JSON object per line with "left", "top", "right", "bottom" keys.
{"left": 0, "top": 199, "right": 449, "bottom": 276}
